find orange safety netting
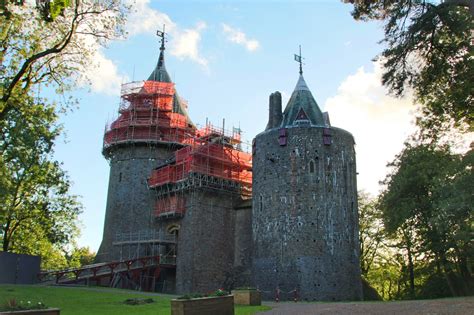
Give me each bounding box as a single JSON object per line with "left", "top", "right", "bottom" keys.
{"left": 104, "top": 79, "right": 194, "bottom": 148}
{"left": 121, "top": 81, "right": 175, "bottom": 97}
{"left": 154, "top": 195, "right": 185, "bottom": 216}
{"left": 195, "top": 125, "right": 241, "bottom": 143}
{"left": 192, "top": 144, "right": 252, "bottom": 168}
{"left": 148, "top": 143, "right": 252, "bottom": 188}
{"left": 104, "top": 127, "right": 190, "bottom": 146}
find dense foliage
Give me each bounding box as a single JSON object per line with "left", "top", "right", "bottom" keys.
{"left": 359, "top": 143, "right": 473, "bottom": 299}
{"left": 0, "top": 1, "right": 124, "bottom": 269}
{"left": 0, "top": 92, "right": 82, "bottom": 269}
{"left": 0, "top": 0, "right": 127, "bottom": 121}
{"left": 346, "top": 0, "right": 473, "bottom": 300}
{"left": 344, "top": 0, "right": 473, "bottom": 133}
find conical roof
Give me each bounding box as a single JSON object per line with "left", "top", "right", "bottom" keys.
{"left": 281, "top": 75, "right": 325, "bottom": 127}
{"left": 148, "top": 45, "right": 195, "bottom": 127}
{"left": 148, "top": 49, "right": 172, "bottom": 82}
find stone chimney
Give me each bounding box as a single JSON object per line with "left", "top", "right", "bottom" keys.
{"left": 265, "top": 91, "right": 282, "bottom": 130}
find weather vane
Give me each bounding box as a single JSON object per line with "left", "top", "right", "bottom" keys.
{"left": 294, "top": 45, "right": 304, "bottom": 75}
{"left": 156, "top": 24, "right": 167, "bottom": 51}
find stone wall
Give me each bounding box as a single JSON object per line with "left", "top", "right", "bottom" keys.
{"left": 96, "top": 143, "right": 173, "bottom": 262}
{"left": 252, "top": 126, "right": 362, "bottom": 301}
{"left": 176, "top": 190, "right": 239, "bottom": 294}
{"left": 233, "top": 202, "right": 253, "bottom": 288}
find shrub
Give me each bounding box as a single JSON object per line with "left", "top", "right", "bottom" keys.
{"left": 0, "top": 298, "right": 48, "bottom": 311}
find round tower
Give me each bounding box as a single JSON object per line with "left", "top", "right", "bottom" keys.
{"left": 252, "top": 68, "right": 362, "bottom": 301}
{"left": 96, "top": 33, "right": 195, "bottom": 262}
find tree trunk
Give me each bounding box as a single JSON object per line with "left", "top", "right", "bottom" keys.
{"left": 440, "top": 253, "right": 459, "bottom": 296}
{"left": 2, "top": 218, "right": 12, "bottom": 251}
{"left": 2, "top": 229, "right": 9, "bottom": 252}
{"left": 406, "top": 245, "right": 415, "bottom": 298}
{"left": 455, "top": 248, "right": 473, "bottom": 295}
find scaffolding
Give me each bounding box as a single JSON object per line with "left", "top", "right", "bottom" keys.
{"left": 99, "top": 76, "right": 253, "bottom": 290}
{"left": 148, "top": 143, "right": 252, "bottom": 187}
{"left": 148, "top": 122, "right": 252, "bottom": 219}
{"left": 112, "top": 230, "right": 177, "bottom": 263}
{"left": 103, "top": 80, "right": 195, "bottom": 153}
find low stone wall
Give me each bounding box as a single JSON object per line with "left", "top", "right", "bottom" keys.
{"left": 171, "top": 295, "right": 234, "bottom": 315}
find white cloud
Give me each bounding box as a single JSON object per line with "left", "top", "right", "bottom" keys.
{"left": 324, "top": 61, "right": 416, "bottom": 195}
{"left": 169, "top": 21, "right": 208, "bottom": 67}
{"left": 85, "top": 49, "right": 126, "bottom": 95}
{"left": 81, "top": 0, "right": 209, "bottom": 94}
{"left": 125, "top": 0, "right": 176, "bottom": 35}
{"left": 222, "top": 23, "right": 260, "bottom": 52}
{"left": 74, "top": 30, "right": 125, "bottom": 95}
{"left": 126, "top": 0, "right": 207, "bottom": 67}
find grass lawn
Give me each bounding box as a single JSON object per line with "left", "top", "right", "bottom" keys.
{"left": 0, "top": 285, "right": 270, "bottom": 315}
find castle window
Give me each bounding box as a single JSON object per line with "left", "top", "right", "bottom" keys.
{"left": 278, "top": 128, "right": 287, "bottom": 146}
{"left": 259, "top": 195, "right": 264, "bottom": 211}
{"left": 119, "top": 172, "right": 122, "bottom": 182}
{"left": 309, "top": 160, "right": 315, "bottom": 173}
{"left": 323, "top": 128, "right": 332, "bottom": 145}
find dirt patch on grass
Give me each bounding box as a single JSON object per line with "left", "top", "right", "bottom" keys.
{"left": 259, "top": 296, "right": 474, "bottom": 315}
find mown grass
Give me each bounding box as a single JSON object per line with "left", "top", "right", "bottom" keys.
{"left": 0, "top": 285, "right": 270, "bottom": 315}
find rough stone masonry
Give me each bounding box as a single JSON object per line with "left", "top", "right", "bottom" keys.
{"left": 251, "top": 74, "right": 363, "bottom": 301}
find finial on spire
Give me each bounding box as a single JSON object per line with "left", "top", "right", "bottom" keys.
{"left": 294, "top": 45, "right": 304, "bottom": 75}
{"left": 156, "top": 24, "right": 167, "bottom": 51}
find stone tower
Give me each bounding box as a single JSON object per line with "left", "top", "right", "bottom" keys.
{"left": 96, "top": 34, "right": 194, "bottom": 262}
{"left": 147, "top": 125, "right": 253, "bottom": 294}
{"left": 251, "top": 66, "right": 362, "bottom": 301}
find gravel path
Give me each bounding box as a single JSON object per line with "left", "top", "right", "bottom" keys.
{"left": 257, "top": 297, "right": 474, "bottom": 315}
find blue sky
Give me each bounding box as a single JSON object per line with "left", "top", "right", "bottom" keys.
{"left": 53, "top": 0, "right": 416, "bottom": 251}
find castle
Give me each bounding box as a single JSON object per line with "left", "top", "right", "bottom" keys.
{"left": 96, "top": 32, "right": 362, "bottom": 301}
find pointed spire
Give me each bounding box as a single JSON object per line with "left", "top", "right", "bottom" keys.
{"left": 294, "top": 74, "right": 310, "bottom": 91}
{"left": 280, "top": 51, "right": 325, "bottom": 127}
{"left": 148, "top": 25, "right": 171, "bottom": 82}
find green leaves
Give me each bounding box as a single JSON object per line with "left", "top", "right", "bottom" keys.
{"left": 0, "top": 91, "right": 82, "bottom": 269}
{"left": 345, "top": 0, "right": 473, "bottom": 132}
{"left": 378, "top": 142, "right": 473, "bottom": 297}
{"left": 0, "top": 1, "right": 128, "bottom": 120}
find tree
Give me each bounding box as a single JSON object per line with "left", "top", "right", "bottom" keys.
{"left": 432, "top": 146, "right": 474, "bottom": 295}
{"left": 0, "top": 0, "right": 127, "bottom": 121}
{"left": 67, "top": 245, "right": 96, "bottom": 268}
{"left": 1, "top": 0, "right": 72, "bottom": 21}
{"left": 358, "top": 191, "right": 384, "bottom": 277}
{"left": 0, "top": 91, "right": 82, "bottom": 267}
{"left": 0, "top": 0, "right": 127, "bottom": 269}
{"left": 359, "top": 191, "right": 421, "bottom": 300}
{"left": 379, "top": 142, "right": 473, "bottom": 297}
{"left": 343, "top": 0, "right": 473, "bottom": 133}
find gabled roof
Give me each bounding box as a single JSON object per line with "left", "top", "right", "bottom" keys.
{"left": 281, "top": 75, "right": 325, "bottom": 127}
